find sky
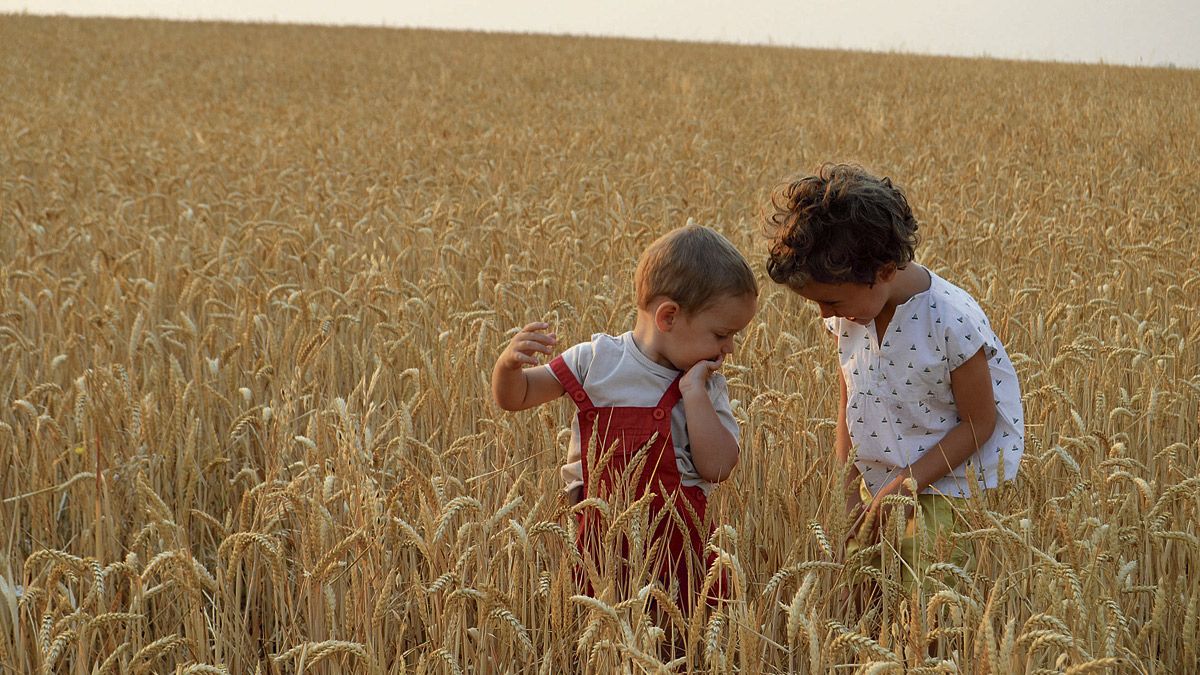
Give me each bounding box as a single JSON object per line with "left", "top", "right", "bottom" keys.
{"left": 4, "top": 0, "right": 1200, "bottom": 69}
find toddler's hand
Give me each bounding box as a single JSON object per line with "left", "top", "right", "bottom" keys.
{"left": 680, "top": 354, "right": 724, "bottom": 395}
{"left": 498, "top": 322, "right": 557, "bottom": 370}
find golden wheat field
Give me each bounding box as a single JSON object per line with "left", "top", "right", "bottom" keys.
{"left": 1, "top": 13, "right": 1199, "bottom": 674}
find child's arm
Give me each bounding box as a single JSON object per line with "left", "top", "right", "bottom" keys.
{"left": 680, "top": 355, "right": 740, "bottom": 483}
{"left": 491, "top": 322, "right": 565, "bottom": 411}
{"left": 873, "top": 347, "right": 996, "bottom": 504}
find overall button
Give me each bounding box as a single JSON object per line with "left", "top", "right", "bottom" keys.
{"left": 572, "top": 391, "right": 586, "bottom": 402}
{"left": 652, "top": 408, "right": 666, "bottom": 420}
{"left": 586, "top": 411, "right": 598, "bottom": 421}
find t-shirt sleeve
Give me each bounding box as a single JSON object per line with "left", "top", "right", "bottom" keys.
{"left": 706, "top": 373, "right": 740, "bottom": 442}
{"left": 544, "top": 340, "right": 595, "bottom": 385}
{"left": 823, "top": 316, "right": 839, "bottom": 335}
{"left": 943, "top": 307, "right": 1001, "bottom": 371}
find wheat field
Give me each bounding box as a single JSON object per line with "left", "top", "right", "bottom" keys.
{"left": 1, "top": 13, "right": 1198, "bottom": 674}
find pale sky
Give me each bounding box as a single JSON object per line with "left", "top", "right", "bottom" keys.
{"left": 5, "top": 0, "right": 1200, "bottom": 69}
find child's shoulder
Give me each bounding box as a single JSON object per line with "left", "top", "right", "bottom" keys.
{"left": 562, "top": 332, "right": 629, "bottom": 357}
{"left": 924, "top": 271, "right": 1013, "bottom": 369}
{"left": 927, "top": 269, "right": 981, "bottom": 304}
{"left": 556, "top": 332, "right": 634, "bottom": 378}
{"left": 926, "top": 271, "right": 992, "bottom": 326}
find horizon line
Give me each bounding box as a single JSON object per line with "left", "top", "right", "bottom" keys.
{"left": 4, "top": 9, "right": 1197, "bottom": 72}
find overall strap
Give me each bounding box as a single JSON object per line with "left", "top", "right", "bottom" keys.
{"left": 655, "top": 375, "right": 684, "bottom": 415}
{"left": 549, "top": 355, "right": 594, "bottom": 411}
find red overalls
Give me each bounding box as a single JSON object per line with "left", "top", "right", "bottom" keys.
{"left": 550, "top": 356, "right": 720, "bottom": 610}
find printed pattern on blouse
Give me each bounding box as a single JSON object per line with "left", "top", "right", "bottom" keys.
{"left": 825, "top": 269, "right": 1025, "bottom": 497}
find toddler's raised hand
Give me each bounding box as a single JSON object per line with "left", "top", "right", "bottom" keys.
{"left": 498, "top": 322, "right": 558, "bottom": 369}
{"left": 680, "top": 353, "right": 724, "bottom": 395}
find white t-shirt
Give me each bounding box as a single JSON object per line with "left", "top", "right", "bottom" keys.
{"left": 826, "top": 268, "right": 1024, "bottom": 497}
{"left": 547, "top": 332, "right": 739, "bottom": 497}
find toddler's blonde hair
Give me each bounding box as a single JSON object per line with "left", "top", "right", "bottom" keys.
{"left": 635, "top": 224, "right": 758, "bottom": 313}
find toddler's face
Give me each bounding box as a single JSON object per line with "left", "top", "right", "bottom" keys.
{"left": 662, "top": 292, "right": 757, "bottom": 371}
{"left": 794, "top": 279, "right": 888, "bottom": 326}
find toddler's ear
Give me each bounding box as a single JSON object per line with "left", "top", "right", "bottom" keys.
{"left": 654, "top": 300, "right": 680, "bottom": 332}
{"left": 875, "top": 263, "right": 898, "bottom": 284}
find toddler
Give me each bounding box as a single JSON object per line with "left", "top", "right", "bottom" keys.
{"left": 492, "top": 224, "right": 758, "bottom": 608}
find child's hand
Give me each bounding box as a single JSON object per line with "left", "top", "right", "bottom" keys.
{"left": 851, "top": 492, "right": 914, "bottom": 549}
{"left": 680, "top": 354, "right": 725, "bottom": 396}
{"left": 497, "top": 322, "right": 557, "bottom": 370}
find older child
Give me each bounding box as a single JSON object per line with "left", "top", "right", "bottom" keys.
{"left": 492, "top": 224, "right": 758, "bottom": 609}
{"left": 766, "top": 164, "right": 1024, "bottom": 587}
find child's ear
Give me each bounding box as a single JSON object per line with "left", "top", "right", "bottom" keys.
{"left": 876, "top": 264, "right": 898, "bottom": 284}
{"left": 654, "top": 300, "right": 680, "bottom": 332}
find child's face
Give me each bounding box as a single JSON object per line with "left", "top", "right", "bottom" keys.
{"left": 794, "top": 279, "right": 890, "bottom": 326}
{"left": 661, "top": 292, "right": 758, "bottom": 370}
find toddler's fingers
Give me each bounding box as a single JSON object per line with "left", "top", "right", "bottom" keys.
{"left": 518, "top": 330, "right": 558, "bottom": 345}
{"left": 520, "top": 321, "right": 550, "bottom": 333}
{"left": 692, "top": 355, "right": 724, "bottom": 374}
{"left": 516, "top": 339, "right": 554, "bottom": 355}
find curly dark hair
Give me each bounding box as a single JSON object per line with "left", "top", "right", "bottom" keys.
{"left": 765, "top": 164, "right": 919, "bottom": 288}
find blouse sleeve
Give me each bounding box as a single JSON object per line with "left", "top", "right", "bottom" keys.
{"left": 943, "top": 307, "right": 1001, "bottom": 371}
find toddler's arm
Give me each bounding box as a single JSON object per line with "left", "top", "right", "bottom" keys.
{"left": 491, "top": 322, "right": 565, "bottom": 411}
{"left": 680, "top": 356, "right": 740, "bottom": 483}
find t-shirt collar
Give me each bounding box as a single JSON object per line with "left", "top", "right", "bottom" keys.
{"left": 620, "top": 331, "right": 682, "bottom": 378}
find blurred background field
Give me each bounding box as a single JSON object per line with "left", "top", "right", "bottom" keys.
{"left": 1, "top": 14, "right": 1198, "bottom": 673}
